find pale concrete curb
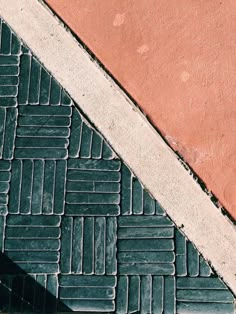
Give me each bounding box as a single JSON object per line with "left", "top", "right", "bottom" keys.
{"left": 0, "top": 0, "right": 235, "bottom": 293}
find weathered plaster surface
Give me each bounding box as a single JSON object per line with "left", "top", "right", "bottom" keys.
{"left": 45, "top": 0, "right": 236, "bottom": 219}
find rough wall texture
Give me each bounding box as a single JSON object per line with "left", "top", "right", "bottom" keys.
{"left": 45, "top": 0, "right": 236, "bottom": 219}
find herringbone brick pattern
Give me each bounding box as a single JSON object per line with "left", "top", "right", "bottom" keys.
{"left": 0, "top": 18, "right": 234, "bottom": 313}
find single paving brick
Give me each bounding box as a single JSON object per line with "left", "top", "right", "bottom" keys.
{"left": 91, "top": 130, "right": 103, "bottom": 159}
{"left": 49, "top": 77, "right": 61, "bottom": 105}
{"left": 121, "top": 163, "right": 132, "bottom": 215}
{"left": 0, "top": 22, "right": 11, "bottom": 54}
{"left": 0, "top": 160, "right": 11, "bottom": 214}
{"left": 2, "top": 108, "right": 17, "bottom": 159}
{"left": 102, "top": 141, "right": 114, "bottom": 160}
{"left": 80, "top": 122, "right": 93, "bottom": 158}
{"left": 18, "top": 54, "right": 31, "bottom": 104}
{"left": 39, "top": 67, "right": 51, "bottom": 105}
{"left": 28, "top": 57, "right": 41, "bottom": 104}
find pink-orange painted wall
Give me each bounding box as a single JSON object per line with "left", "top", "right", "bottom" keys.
{"left": 46, "top": 0, "right": 236, "bottom": 219}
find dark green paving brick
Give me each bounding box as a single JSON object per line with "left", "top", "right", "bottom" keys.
{"left": 0, "top": 98, "right": 17, "bottom": 107}
{"left": 176, "top": 254, "right": 187, "bottom": 277}
{"left": 42, "top": 160, "right": 56, "bottom": 214}
{"left": 0, "top": 194, "right": 7, "bottom": 204}
{"left": 54, "top": 160, "right": 67, "bottom": 214}
{"left": 128, "top": 276, "right": 140, "bottom": 313}
{"left": 0, "top": 107, "right": 5, "bottom": 158}
{"left": 0, "top": 76, "right": 18, "bottom": 85}
{"left": 0, "top": 65, "right": 19, "bottom": 76}
{"left": 105, "top": 217, "right": 117, "bottom": 274}
{"left": 118, "top": 239, "right": 174, "bottom": 251}
{"left": 83, "top": 217, "right": 94, "bottom": 274}
{"left": 177, "top": 277, "right": 228, "bottom": 289}
{"left": 68, "top": 106, "right": 82, "bottom": 157}
{"left": 102, "top": 141, "right": 114, "bottom": 159}
{"left": 164, "top": 276, "right": 176, "bottom": 314}
{"left": 0, "top": 216, "right": 5, "bottom": 251}
{"left": 67, "top": 169, "right": 120, "bottom": 181}
{"left": 66, "top": 192, "right": 120, "bottom": 204}
{"left": 118, "top": 251, "right": 175, "bottom": 264}
{"left": 6, "top": 251, "right": 59, "bottom": 263}
{"left": 45, "top": 274, "right": 58, "bottom": 313}
{"left": 132, "top": 177, "right": 143, "bottom": 214}
{"left": 116, "top": 275, "right": 128, "bottom": 314}
{"left": 18, "top": 115, "right": 70, "bottom": 127}
{"left": 0, "top": 22, "right": 11, "bottom": 55}
{"left": 6, "top": 226, "right": 60, "bottom": 239}
{"left": 31, "top": 159, "right": 44, "bottom": 214}
{"left": 49, "top": 78, "right": 61, "bottom": 105}
{"left": 118, "top": 227, "right": 174, "bottom": 239}
{"left": 8, "top": 159, "right": 22, "bottom": 214}
{"left": 60, "top": 89, "right": 71, "bottom": 106}
{"left": 177, "top": 289, "right": 234, "bottom": 303}
{"left": 176, "top": 302, "right": 235, "bottom": 314}
{"left": 18, "top": 54, "right": 31, "bottom": 104}
{"left": 155, "top": 201, "right": 166, "bottom": 215}
{"left": 119, "top": 263, "right": 175, "bottom": 276}
{"left": 39, "top": 67, "right": 51, "bottom": 105}
{"left": 140, "top": 275, "right": 152, "bottom": 314}
{"left": 95, "top": 182, "right": 120, "bottom": 193}
{"left": 68, "top": 158, "right": 121, "bottom": 171}
{"left": 152, "top": 276, "right": 164, "bottom": 314}
{"left": 16, "top": 125, "right": 70, "bottom": 137}
{"left": 121, "top": 164, "right": 132, "bottom": 215}
{"left": 59, "top": 274, "right": 116, "bottom": 287}
{"left": 65, "top": 203, "right": 120, "bottom": 216}
{"left": 19, "top": 104, "right": 72, "bottom": 116}
{"left": 72, "top": 217, "right": 83, "bottom": 274}
{"left": 15, "top": 147, "right": 68, "bottom": 159}
{"left": 11, "top": 33, "right": 21, "bottom": 55}
{"left": 199, "top": 256, "right": 212, "bottom": 277}
{"left": 0, "top": 171, "right": 10, "bottom": 182}
{"left": 94, "top": 217, "right": 106, "bottom": 275}
{"left": 5, "top": 239, "right": 60, "bottom": 251}
{"left": 0, "top": 85, "right": 17, "bottom": 97}
{"left": 175, "top": 229, "right": 186, "bottom": 255}
{"left": 187, "top": 242, "right": 199, "bottom": 277}
{"left": 20, "top": 159, "right": 33, "bottom": 214}
{"left": 118, "top": 215, "right": 174, "bottom": 227}
{"left": 2, "top": 108, "right": 17, "bottom": 159}
{"left": 7, "top": 215, "right": 61, "bottom": 227}
{"left": 80, "top": 122, "right": 93, "bottom": 158}
{"left": 28, "top": 57, "right": 41, "bottom": 104}
{"left": 34, "top": 275, "right": 46, "bottom": 312}
{"left": 0, "top": 56, "right": 19, "bottom": 65}
{"left": 0, "top": 161, "right": 11, "bottom": 214}
{"left": 60, "top": 216, "right": 73, "bottom": 273}
{"left": 91, "top": 130, "right": 102, "bottom": 158}
{"left": 60, "top": 286, "right": 115, "bottom": 300}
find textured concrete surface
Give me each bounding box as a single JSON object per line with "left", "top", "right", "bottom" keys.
{"left": 45, "top": 0, "right": 236, "bottom": 219}
{"left": 1, "top": 0, "right": 235, "bottom": 294}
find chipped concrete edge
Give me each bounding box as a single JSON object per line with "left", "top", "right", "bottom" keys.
{"left": 0, "top": 0, "right": 235, "bottom": 294}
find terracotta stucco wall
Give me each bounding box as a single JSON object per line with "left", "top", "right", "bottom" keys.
{"left": 46, "top": 0, "right": 236, "bottom": 219}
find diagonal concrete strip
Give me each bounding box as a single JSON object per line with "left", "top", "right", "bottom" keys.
{"left": 0, "top": 0, "right": 235, "bottom": 293}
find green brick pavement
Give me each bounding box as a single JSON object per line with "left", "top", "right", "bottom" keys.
{"left": 0, "top": 17, "right": 234, "bottom": 313}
